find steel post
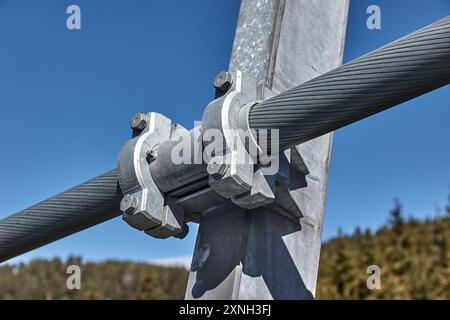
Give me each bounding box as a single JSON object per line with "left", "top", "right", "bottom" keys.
{"left": 185, "top": 0, "right": 349, "bottom": 299}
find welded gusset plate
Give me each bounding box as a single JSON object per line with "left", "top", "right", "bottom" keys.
{"left": 265, "top": 148, "right": 309, "bottom": 223}
{"left": 117, "top": 112, "right": 186, "bottom": 239}
{"left": 231, "top": 165, "right": 276, "bottom": 209}
{"left": 233, "top": 146, "right": 309, "bottom": 221}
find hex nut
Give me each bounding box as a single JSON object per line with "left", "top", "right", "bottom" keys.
{"left": 174, "top": 223, "right": 189, "bottom": 239}
{"left": 214, "top": 71, "right": 233, "bottom": 92}
{"left": 145, "top": 147, "right": 158, "bottom": 164}
{"left": 207, "top": 158, "right": 228, "bottom": 178}
{"left": 130, "top": 113, "right": 147, "bottom": 131}
{"left": 120, "top": 194, "right": 139, "bottom": 215}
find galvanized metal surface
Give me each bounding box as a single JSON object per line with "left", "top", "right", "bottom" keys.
{"left": 202, "top": 70, "right": 256, "bottom": 199}
{"left": 228, "top": 0, "right": 280, "bottom": 85}
{"left": 118, "top": 112, "right": 187, "bottom": 239}
{"left": 186, "top": 0, "right": 349, "bottom": 299}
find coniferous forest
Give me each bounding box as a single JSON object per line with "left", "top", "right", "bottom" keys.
{"left": 0, "top": 195, "right": 449, "bottom": 300}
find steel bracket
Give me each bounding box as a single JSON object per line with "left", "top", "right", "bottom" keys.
{"left": 202, "top": 70, "right": 276, "bottom": 209}
{"left": 117, "top": 112, "right": 188, "bottom": 239}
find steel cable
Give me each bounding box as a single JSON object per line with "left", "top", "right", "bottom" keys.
{"left": 0, "top": 169, "right": 122, "bottom": 263}
{"left": 248, "top": 16, "right": 450, "bottom": 151}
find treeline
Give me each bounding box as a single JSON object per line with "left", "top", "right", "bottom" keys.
{"left": 0, "top": 197, "right": 448, "bottom": 299}
{"left": 0, "top": 258, "right": 188, "bottom": 299}
{"left": 317, "top": 199, "right": 450, "bottom": 299}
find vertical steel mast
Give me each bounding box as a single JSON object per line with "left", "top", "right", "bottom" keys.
{"left": 185, "top": 0, "right": 349, "bottom": 299}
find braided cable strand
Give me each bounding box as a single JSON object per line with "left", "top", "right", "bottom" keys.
{"left": 249, "top": 16, "right": 450, "bottom": 151}
{"left": 0, "top": 169, "right": 122, "bottom": 263}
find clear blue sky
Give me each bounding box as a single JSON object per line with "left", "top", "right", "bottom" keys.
{"left": 0, "top": 0, "right": 449, "bottom": 264}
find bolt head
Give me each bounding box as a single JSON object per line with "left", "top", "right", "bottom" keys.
{"left": 208, "top": 158, "right": 228, "bottom": 178}
{"left": 214, "top": 71, "right": 233, "bottom": 92}
{"left": 131, "top": 113, "right": 147, "bottom": 131}
{"left": 146, "top": 148, "right": 157, "bottom": 164}
{"left": 120, "top": 194, "right": 139, "bottom": 215}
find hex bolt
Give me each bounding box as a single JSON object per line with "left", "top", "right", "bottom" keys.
{"left": 207, "top": 157, "right": 228, "bottom": 178}
{"left": 145, "top": 147, "right": 158, "bottom": 164}
{"left": 130, "top": 113, "right": 147, "bottom": 131}
{"left": 120, "top": 194, "right": 139, "bottom": 215}
{"left": 214, "top": 71, "right": 233, "bottom": 92}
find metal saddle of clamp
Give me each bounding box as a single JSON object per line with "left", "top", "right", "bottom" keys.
{"left": 117, "top": 112, "right": 188, "bottom": 239}
{"left": 202, "top": 70, "right": 275, "bottom": 209}
{"left": 203, "top": 70, "right": 308, "bottom": 219}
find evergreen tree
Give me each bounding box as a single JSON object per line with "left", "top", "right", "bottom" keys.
{"left": 389, "top": 198, "right": 404, "bottom": 234}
